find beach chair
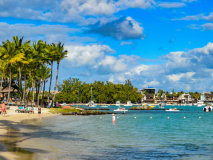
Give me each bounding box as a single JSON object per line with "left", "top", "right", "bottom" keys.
{"left": 28, "top": 107, "right": 34, "bottom": 114}
{"left": 15, "top": 106, "right": 25, "bottom": 113}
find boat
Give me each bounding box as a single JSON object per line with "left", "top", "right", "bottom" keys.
{"left": 101, "top": 105, "right": 108, "bottom": 107}
{"left": 59, "top": 103, "right": 67, "bottom": 107}
{"left": 166, "top": 108, "right": 180, "bottom": 112}
{"left": 196, "top": 100, "right": 205, "bottom": 107}
{"left": 88, "top": 100, "right": 95, "bottom": 107}
{"left": 88, "top": 87, "right": 95, "bottom": 107}
{"left": 203, "top": 106, "right": 212, "bottom": 112}
{"left": 116, "top": 101, "right": 121, "bottom": 106}
{"left": 124, "top": 101, "right": 132, "bottom": 107}
{"left": 114, "top": 107, "right": 128, "bottom": 112}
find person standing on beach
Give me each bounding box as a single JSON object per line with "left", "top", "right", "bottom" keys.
{"left": 1, "top": 102, "right": 6, "bottom": 117}
{"left": 38, "top": 106, "right": 41, "bottom": 120}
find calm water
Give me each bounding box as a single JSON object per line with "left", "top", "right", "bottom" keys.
{"left": 24, "top": 106, "right": 213, "bottom": 159}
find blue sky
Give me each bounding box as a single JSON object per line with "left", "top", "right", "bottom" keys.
{"left": 0, "top": 0, "right": 213, "bottom": 92}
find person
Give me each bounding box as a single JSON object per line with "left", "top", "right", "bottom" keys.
{"left": 38, "top": 106, "right": 41, "bottom": 120}
{"left": 75, "top": 112, "right": 77, "bottom": 116}
{"left": 1, "top": 102, "right": 6, "bottom": 117}
{"left": 112, "top": 113, "right": 116, "bottom": 123}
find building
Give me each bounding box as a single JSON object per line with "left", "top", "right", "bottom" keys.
{"left": 139, "top": 87, "right": 156, "bottom": 103}
{"left": 178, "top": 93, "right": 192, "bottom": 103}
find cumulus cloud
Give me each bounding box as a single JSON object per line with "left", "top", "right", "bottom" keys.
{"left": 0, "top": 0, "right": 155, "bottom": 24}
{"left": 64, "top": 44, "right": 114, "bottom": 67}
{"left": 87, "top": 17, "right": 144, "bottom": 40}
{"left": 61, "top": 0, "right": 155, "bottom": 17}
{"left": 62, "top": 42, "right": 213, "bottom": 92}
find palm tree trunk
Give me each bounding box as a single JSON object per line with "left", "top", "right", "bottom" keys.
{"left": 8, "top": 67, "right": 12, "bottom": 102}
{"left": 48, "top": 61, "right": 53, "bottom": 103}
{"left": 37, "top": 79, "right": 43, "bottom": 106}
{"left": 42, "top": 80, "right": 46, "bottom": 107}
{"left": 52, "top": 61, "right": 59, "bottom": 107}
{"left": 32, "top": 79, "right": 35, "bottom": 103}
{"left": 19, "top": 66, "right": 23, "bottom": 101}
{"left": 23, "top": 66, "right": 26, "bottom": 101}
{"left": 0, "top": 74, "right": 3, "bottom": 97}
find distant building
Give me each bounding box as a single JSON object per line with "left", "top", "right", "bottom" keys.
{"left": 178, "top": 93, "right": 192, "bottom": 103}
{"left": 139, "top": 87, "right": 156, "bottom": 103}
{"left": 139, "top": 87, "right": 156, "bottom": 94}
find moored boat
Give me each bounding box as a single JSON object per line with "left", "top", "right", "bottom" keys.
{"left": 166, "top": 108, "right": 180, "bottom": 112}
{"left": 203, "top": 106, "right": 212, "bottom": 112}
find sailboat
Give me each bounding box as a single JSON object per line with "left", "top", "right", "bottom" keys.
{"left": 88, "top": 87, "right": 95, "bottom": 107}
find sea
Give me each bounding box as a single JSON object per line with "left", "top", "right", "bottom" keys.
{"left": 10, "top": 105, "right": 213, "bottom": 159}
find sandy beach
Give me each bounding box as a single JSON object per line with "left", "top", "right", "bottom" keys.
{"left": 0, "top": 106, "right": 56, "bottom": 160}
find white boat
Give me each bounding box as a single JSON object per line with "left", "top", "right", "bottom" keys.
{"left": 203, "top": 106, "right": 212, "bottom": 112}
{"left": 101, "top": 105, "right": 108, "bottom": 107}
{"left": 114, "top": 107, "right": 128, "bottom": 112}
{"left": 59, "top": 103, "right": 67, "bottom": 106}
{"left": 197, "top": 100, "right": 205, "bottom": 107}
{"left": 88, "top": 87, "right": 95, "bottom": 107}
{"left": 166, "top": 108, "right": 180, "bottom": 112}
{"left": 88, "top": 100, "right": 95, "bottom": 107}
{"left": 116, "top": 101, "right": 121, "bottom": 106}
{"left": 124, "top": 101, "right": 132, "bottom": 107}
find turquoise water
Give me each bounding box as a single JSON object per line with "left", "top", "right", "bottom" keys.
{"left": 30, "top": 106, "right": 212, "bottom": 159}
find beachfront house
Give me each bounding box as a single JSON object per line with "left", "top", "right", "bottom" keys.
{"left": 178, "top": 93, "right": 192, "bottom": 104}
{"left": 138, "top": 87, "right": 156, "bottom": 104}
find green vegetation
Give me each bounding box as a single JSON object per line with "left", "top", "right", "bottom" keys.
{"left": 49, "top": 108, "right": 112, "bottom": 115}
{"left": 49, "top": 108, "right": 80, "bottom": 114}
{"left": 0, "top": 36, "right": 67, "bottom": 106}
{"left": 55, "top": 78, "right": 142, "bottom": 103}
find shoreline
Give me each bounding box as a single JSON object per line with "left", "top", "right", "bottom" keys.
{"left": 0, "top": 106, "right": 56, "bottom": 159}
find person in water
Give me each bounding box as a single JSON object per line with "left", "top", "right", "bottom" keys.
{"left": 112, "top": 113, "right": 116, "bottom": 123}
{"left": 1, "top": 102, "right": 6, "bottom": 117}
{"left": 38, "top": 106, "right": 41, "bottom": 120}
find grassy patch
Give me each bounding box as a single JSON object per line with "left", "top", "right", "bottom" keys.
{"left": 49, "top": 108, "right": 80, "bottom": 114}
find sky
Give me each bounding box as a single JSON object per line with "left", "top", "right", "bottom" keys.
{"left": 0, "top": 0, "right": 213, "bottom": 92}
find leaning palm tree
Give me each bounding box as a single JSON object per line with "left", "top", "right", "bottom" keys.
{"left": 46, "top": 43, "right": 57, "bottom": 104}
{"left": 52, "top": 42, "right": 68, "bottom": 107}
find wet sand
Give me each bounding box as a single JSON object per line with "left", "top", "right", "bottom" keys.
{"left": 0, "top": 106, "right": 56, "bottom": 160}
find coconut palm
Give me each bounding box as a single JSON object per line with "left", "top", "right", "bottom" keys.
{"left": 52, "top": 42, "right": 67, "bottom": 107}
{"left": 37, "top": 65, "right": 51, "bottom": 105}
{"left": 46, "top": 43, "right": 58, "bottom": 104}
{"left": 0, "top": 39, "right": 26, "bottom": 101}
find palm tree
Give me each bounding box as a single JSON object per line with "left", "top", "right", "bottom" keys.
{"left": 0, "top": 40, "right": 17, "bottom": 101}
{"left": 47, "top": 43, "right": 57, "bottom": 104}
{"left": 37, "top": 65, "right": 51, "bottom": 106}
{"left": 52, "top": 42, "right": 67, "bottom": 107}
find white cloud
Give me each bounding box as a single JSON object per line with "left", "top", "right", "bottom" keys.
{"left": 65, "top": 44, "right": 114, "bottom": 67}
{"left": 87, "top": 16, "right": 144, "bottom": 40}
{"left": 143, "top": 80, "right": 160, "bottom": 87}
{"left": 172, "top": 12, "right": 213, "bottom": 22}
{"left": 61, "top": 0, "right": 155, "bottom": 17}
{"left": 201, "top": 23, "right": 213, "bottom": 31}
{"left": 157, "top": 2, "right": 186, "bottom": 8}
{"left": 0, "top": 22, "right": 78, "bottom": 43}
{"left": 167, "top": 72, "right": 195, "bottom": 82}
